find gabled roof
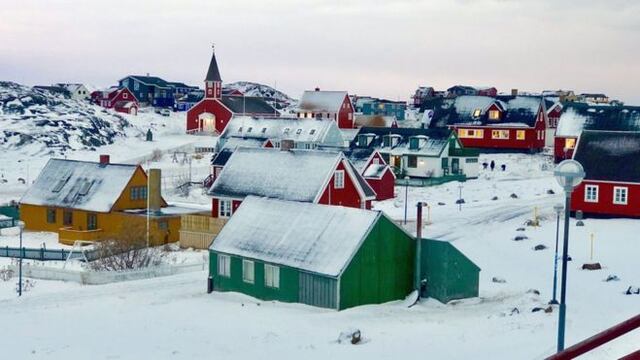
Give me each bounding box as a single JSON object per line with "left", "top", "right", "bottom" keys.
{"left": 219, "top": 117, "right": 342, "bottom": 147}
{"left": 298, "top": 90, "right": 348, "bottom": 112}
{"left": 425, "top": 95, "right": 542, "bottom": 128}
{"left": 177, "top": 91, "right": 204, "bottom": 103}
{"left": 211, "top": 148, "right": 234, "bottom": 166}
{"left": 556, "top": 103, "right": 640, "bottom": 137}
{"left": 20, "top": 159, "right": 139, "bottom": 213}
{"left": 350, "top": 127, "right": 455, "bottom": 157}
{"left": 210, "top": 196, "right": 381, "bottom": 277}
{"left": 122, "top": 75, "right": 171, "bottom": 89}
{"left": 219, "top": 96, "right": 276, "bottom": 114}
{"left": 208, "top": 148, "right": 374, "bottom": 201}
{"left": 363, "top": 163, "right": 389, "bottom": 179}
{"left": 573, "top": 131, "right": 640, "bottom": 183}
{"left": 205, "top": 51, "right": 222, "bottom": 82}
{"left": 342, "top": 148, "right": 377, "bottom": 172}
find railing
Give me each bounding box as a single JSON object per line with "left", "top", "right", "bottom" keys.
{"left": 396, "top": 174, "right": 467, "bottom": 187}
{"left": 546, "top": 314, "right": 640, "bottom": 359}
{"left": 0, "top": 246, "right": 99, "bottom": 261}
{"left": 58, "top": 227, "right": 103, "bottom": 245}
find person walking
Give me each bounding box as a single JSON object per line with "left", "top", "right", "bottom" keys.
{"left": 490, "top": 160, "right": 495, "bottom": 171}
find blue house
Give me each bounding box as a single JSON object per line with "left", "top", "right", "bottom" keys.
{"left": 175, "top": 90, "right": 204, "bottom": 112}
{"left": 118, "top": 75, "right": 175, "bottom": 108}
{"left": 354, "top": 96, "right": 406, "bottom": 120}
{"left": 167, "top": 82, "right": 199, "bottom": 98}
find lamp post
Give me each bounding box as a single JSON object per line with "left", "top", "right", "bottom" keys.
{"left": 458, "top": 183, "right": 464, "bottom": 211}
{"left": 18, "top": 222, "right": 24, "bottom": 297}
{"left": 549, "top": 203, "right": 564, "bottom": 305}
{"left": 403, "top": 176, "right": 410, "bottom": 225}
{"left": 553, "top": 160, "right": 585, "bottom": 353}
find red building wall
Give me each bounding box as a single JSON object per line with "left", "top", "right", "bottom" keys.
{"left": 554, "top": 136, "right": 577, "bottom": 163}
{"left": 337, "top": 96, "right": 355, "bottom": 129}
{"left": 210, "top": 197, "right": 243, "bottom": 218}
{"left": 318, "top": 161, "right": 370, "bottom": 209}
{"left": 366, "top": 168, "right": 395, "bottom": 201}
{"left": 571, "top": 181, "right": 640, "bottom": 218}
{"left": 453, "top": 110, "right": 546, "bottom": 151}
{"left": 186, "top": 99, "right": 233, "bottom": 133}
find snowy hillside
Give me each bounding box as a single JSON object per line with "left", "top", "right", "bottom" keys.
{"left": 225, "top": 81, "right": 297, "bottom": 110}
{"left": 0, "top": 81, "right": 132, "bottom": 155}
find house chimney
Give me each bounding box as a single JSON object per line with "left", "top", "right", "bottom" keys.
{"left": 511, "top": 88, "right": 518, "bottom": 96}
{"left": 315, "top": 87, "right": 320, "bottom": 92}
{"left": 280, "top": 139, "right": 295, "bottom": 151}
{"left": 148, "top": 168, "right": 162, "bottom": 214}
{"left": 99, "top": 155, "right": 110, "bottom": 165}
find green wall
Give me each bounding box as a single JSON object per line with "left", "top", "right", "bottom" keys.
{"left": 210, "top": 253, "right": 299, "bottom": 303}
{"left": 339, "top": 215, "right": 416, "bottom": 310}
{"left": 420, "top": 239, "right": 480, "bottom": 303}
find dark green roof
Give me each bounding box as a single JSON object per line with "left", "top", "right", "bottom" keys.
{"left": 573, "top": 130, "right": 640, "bottom": 183}
{"left": 126, "top": 75, "right": 171, "bottom": 88}
{"left": 220, "top": 96, "right": 276, "bottom": 114}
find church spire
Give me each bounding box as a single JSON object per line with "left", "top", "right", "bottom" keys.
{"left": 205, "top": 44, "right": 222, "bottom": 99}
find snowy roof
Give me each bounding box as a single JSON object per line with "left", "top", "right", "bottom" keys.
{"left": 354, "top": 115, "right": 397, "bottom": 128}
{"left": 210, "top": 196, "right": 380, "bottom": 277}
{"left": 350, "top": 127, "right": 454, "bottom": 157}
{"left": 220, "top": 96, "right": 276, "bottom": 115}
{"left": 298, "top": 90, "right": 348, "bottom": 112}
{"left": 121, "top": 75, "right": 171, "bottom": 89}
{"left": 208, "top": 148, "right": 342, "bottom": 201}
{"left": 573, "top": 131, "right": 640, "bottom": 183}
{"left": 218, "top": 137, "right": 266, "bottom": 151}
{"left": 220, "top": 117, "right": 340, "bottom": 145}
{"left": 556, "top": 103, "right": 640, "bottom": 137}
{"left": 363, "top": 164, "right": 388, "bottom": 179}
{"left": 20, "top": 159, "right": 139, "bottom": 212}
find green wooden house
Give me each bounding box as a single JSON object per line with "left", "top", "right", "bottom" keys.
{"left": 209, "top": 196, "right": 416, "bottom": 310}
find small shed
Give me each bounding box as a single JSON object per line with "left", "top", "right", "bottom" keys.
{"left": 420, "top": 239, "right": 480, "bottom": 303}
{"left": 208, "top": 196, "right": 416, "bottom": 310}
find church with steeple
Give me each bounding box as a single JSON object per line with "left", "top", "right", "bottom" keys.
{"left": 186, "top": 47, "right": 277, "bottom": 134}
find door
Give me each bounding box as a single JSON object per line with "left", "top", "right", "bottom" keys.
{"left": 451, "top": 158, "right": 460, "bottom": 175}
{"left": 199, "top": 113, "right": 216, "bottom": 133}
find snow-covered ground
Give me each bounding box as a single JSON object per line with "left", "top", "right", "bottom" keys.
{"left": 1, "top": 151, "right": 639, "bottom": 359}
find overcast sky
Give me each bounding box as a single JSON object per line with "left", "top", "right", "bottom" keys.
{"left": 1, "top": 0, "right": 638, "bottom": 103}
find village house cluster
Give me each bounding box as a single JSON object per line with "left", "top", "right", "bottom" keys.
{"left": 17, "top": 47, "right": 640, "bottom": 310}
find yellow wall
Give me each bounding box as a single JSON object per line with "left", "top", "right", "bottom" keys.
{"left": 111, "top": 166, "right": 168, "bottom": 211}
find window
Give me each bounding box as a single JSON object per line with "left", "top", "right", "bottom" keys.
{"left": 516, "top": 130, "right": 526, "bottom": 140}
{"left": 613, "top": 187, "right": 628, "bottom": 205}
{"left": 87, "top": 213, "right": 98, "bottom": 230}
{"left": 348, "top": 113, "right": 353, "bottom": 120}
{"left": 242, "top": 260, "right": 255, "bottom": 284}
{"left": 383, "top": 136, "right": 391, "bottom": 147}
{"left": 409, "top": 137, "right": 420, "bottom": 150}
{"left": 407, "top": 155, "right": 418, "bottom": 168}
{"left": 123, "top": 93, "right": 128, "bottom": 99}
{"left": 458, "top": 129, "right": 483, "bottom": 139}
{"left": 247, "top": 127, "right": 252, "bottom": 133}
{"left": 491, "top": 130, "right": 509, "bottom": 139}
{"left": 208, "top": 88, "right": 212, "bottom": 95}
{"left": 46, "top": 208, "right": 56, "bottom": 224}
{"left": 564, "top": 138, "right": 576, "bottom": 150}
{"left": 261, "top": 127, "right": 267, "bottom": 134}
{"left": 316, "top": 113, "right": 323, "bottom": 119}
{"left": 465, "top": 158, "right": 478, "bottom": 163}
{"left": 264, "top": 264, "right": 280, "bottom": 288}
{"left": 304, "top": 143, "right": 312, "bottom": 149}
{"left": 130, "top": 186, "right": 147, "bottom": 200}
{"left": 585, "top": 185, "right": 598, "bottom": 203}
{"left": 134, "top": 81, "right": 139, "bottom": 91}
{"left": 139, "top": 186, "right": 147, "bottom": 200}
{"left": 219, "top": 200, "right": 232, "bottom": 218}
{"left": 309, "top": 129, "right": 316, "bottom": 135}
{"left": 218, "top": 254, "right": 231, "bottom": 277}
{"left": 238, "top": 126, "right": 243, "bottom": 132}
{"left": 488, "top": 110, "right": 500, "bottom": 120}
{"left": 358, "top": 135, "right": 370, "bottom": 147}
{"left": 372, "top": 158, "right": 380, "bottom": 165}
{"left": 158, "top": 220, "right": 168, "bottom": 231}
{"left": 131, "top": 187, "right": 139, "bottom": 200}
{"left": 334, "top": 170, "right": 345, "bottom": 189}
{"left": 473, "top": 109, "right": 481, "bottom": 118}
{"left": 283, "top": 127, "right": 290, "bottom": 134}
{"left": 296, "top": 128, "right": 302, "bottom": 134}
{"left": 63, "top": 210, "right": 73, "bottom": 226}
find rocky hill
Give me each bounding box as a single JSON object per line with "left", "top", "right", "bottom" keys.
{"left": 224, "top": 81, "right": 297, "bottom": 110}
{"left": 0, "top": 81, "right": 132, "bottom": 155}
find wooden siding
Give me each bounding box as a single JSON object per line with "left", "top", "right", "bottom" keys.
{"left": 318, "top": 161, "right": 368, "bottom": 209}
{"left": 298, "top": 272, "right": 337, "bottom": 309}
{"left": 186, "top": 99, "right": 233, "bottom": 133}
{"left": 179, "top": 214, "right": 226, "bottom": 249}
{"left": 571, "top": 181, "right": 640, "bottom": 218}
{"left": 339, "top": 216, "right": 415, "bottom": 310}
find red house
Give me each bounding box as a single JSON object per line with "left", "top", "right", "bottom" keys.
{"left": 207, "top": 147, "right": 376, "bottom": 218}
{"left": 344, "top": 149, "right": 395, "bottom": 201}
{"left": 186, "top": 49, "right": 277, "bottom": 134}
{"left": 430, "top": 95, "right": 547, "bottom": 152}
{"left": 571, "top": 131, "right": 640, "bottom": 218}
{"left": 554, "top": 103, "right": 640, "bottom": 163}
{"left": 91, "top": 87, "right": 139, "bottom": 115}
{"left": 297, "top": 89, "right": 355, "bottom": 129}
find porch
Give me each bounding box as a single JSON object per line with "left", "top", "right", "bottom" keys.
{"left": 58, "top": 227, "right": 104, "bottom": 246}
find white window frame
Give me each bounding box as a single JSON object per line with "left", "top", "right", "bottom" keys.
{"left": 584, "top": 185, "right": 598, "bottom": 203}
{"left": 613, "top": 186, "right": 628, "bottom": 205}
{"left": 242, "top": 259, "right": 255, "bottom": 284}
{"left": 334, "top": 170, "right": 345, "bottom": 189}
{"left": 264, "top": 264, "right": 280, "bottom": 288}
{"left": 218, "top": 254, "right": 231, "bottom": 277}
{"left": 218, "top": 199, "right": 232, "bottom": 218}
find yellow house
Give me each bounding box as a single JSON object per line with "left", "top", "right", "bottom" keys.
{"left": 20, "top": 155, "right": 191, "bottom": 246}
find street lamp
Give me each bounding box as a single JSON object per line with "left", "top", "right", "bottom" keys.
{"left": 458, "top": 183, "right": 464, "bottom": 211}
{"left": 549, "top": 203, "right": 564, "bottom": 305}
{"left": 553, "top": 160, "right": 585, "bottom": 353}
{"left": 18, "top": 221, "right": 25, "bottom": 297}
{"left": 403, "top": 176, "right": 410, "bottom": 225}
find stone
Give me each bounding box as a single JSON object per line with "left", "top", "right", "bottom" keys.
{"left": 526, "top": 289, "right": 541, "bottom": 295}
{"left": 514, "top": 235, "right": 528, "bottom": 241}
{"left": 533, "top": 244, "right": 547, "bottom": 251}
{"left": 492, "top": 277, "right": 506, "bottom": 284}
{"left": 582, "top": 263, "right": 602, "bottom": 271}
{"left": 491, "top": 196, "right": 499, "bottom": 201}
{"left": 547, "top": 189, "right": 555, "bottom": 194}
{"left": 605, "top": 275, "right": 620, "bottom": 282}
{"left": 510, "top": 193, "right": 519, "bottom": 199}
